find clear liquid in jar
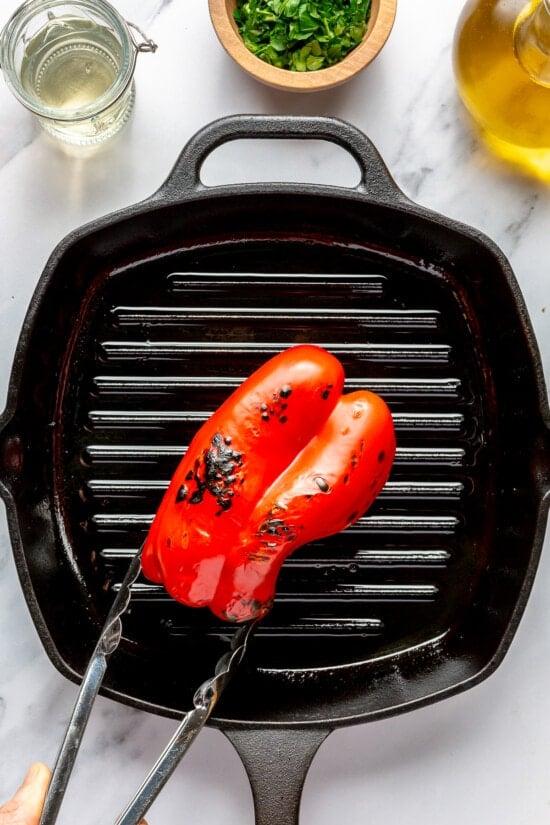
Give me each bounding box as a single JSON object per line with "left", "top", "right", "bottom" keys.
{"left": 20, "top": 15, "right": 134, "bottom": 145}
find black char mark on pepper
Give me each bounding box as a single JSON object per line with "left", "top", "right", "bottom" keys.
{"left": 321, "top": 383, "right": 333, "bottom": 400}
{"left": 314, "top": 476, "right": 330, "bottom": 493}
{"left": 262, "top": 386, "right": 293, "bottom": 424}
{"left": 223, "top": 598, "right": 266, "bottom": 623}
{"left": 188, "top": 433, "right": 243, "bottom": 514}
{"left": 175, "top": 484, "right": 188, "bottom": 503}
{"left": 258, "top": 517, "right": 297, "bottom": 543}
{"left": 189, "top": 487, "right": 205, "bottom": 505}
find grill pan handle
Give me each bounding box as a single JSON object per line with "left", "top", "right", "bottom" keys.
{"left": 224, "top": 727, "right": 331, "bottom": 825}
{"left": 156, "top": 114, "right": 407, "bottom": 203}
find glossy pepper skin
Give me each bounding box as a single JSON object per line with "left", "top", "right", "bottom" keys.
{"left": 142, "top": 345, "right": 395, "bottom": 622}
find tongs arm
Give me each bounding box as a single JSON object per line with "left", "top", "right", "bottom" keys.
{"left": 40, "top": 551, "right": 143, "bottom": 825}
{"left": 114, "top": 620, "right": 254, "bottom": 825}
{"left": 39, "top": 550, "right": 254, "bottom": 825}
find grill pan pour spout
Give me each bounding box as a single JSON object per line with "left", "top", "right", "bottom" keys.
{"left": 0, "top": 115, "right": 548, "bottom": 824}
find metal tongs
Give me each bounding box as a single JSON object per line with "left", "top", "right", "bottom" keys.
{"left": 39, "top": 547, "right": 255, "bottom": 825}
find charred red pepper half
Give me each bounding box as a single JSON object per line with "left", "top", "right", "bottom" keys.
{"left": 142, "top": 345, "right": 396, "bottom": 622}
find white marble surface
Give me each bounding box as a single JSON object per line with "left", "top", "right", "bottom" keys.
{"left": 0, "top": 1, "right": 549, "bottom": 822}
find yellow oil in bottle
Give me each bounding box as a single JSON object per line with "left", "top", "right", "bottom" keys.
{"left": 454, "top": 0, "right": 550, "bottom": 180}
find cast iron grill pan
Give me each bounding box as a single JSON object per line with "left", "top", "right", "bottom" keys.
{"left": 1, "top": 117, "right": 548, "bottom": 825}
{"left": 89, "top": 259, "right": 474, "bottom": 666}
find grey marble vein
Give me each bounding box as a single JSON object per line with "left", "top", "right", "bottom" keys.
{"left": 503, "top": 191, "right": 540, "bottom": 251}
{"left": 148, "top": 0, "right": 175, "bottom": 24}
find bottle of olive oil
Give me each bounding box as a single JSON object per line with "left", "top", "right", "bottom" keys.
{"left": 454, "top": 0, "right": 550, "bottom": 180}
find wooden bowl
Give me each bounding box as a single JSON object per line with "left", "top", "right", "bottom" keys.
{"left": 208, "top": 0, "right": 397, "bottom": 92}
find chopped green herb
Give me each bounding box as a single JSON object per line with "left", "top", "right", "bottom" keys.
{"left": 234, "top": 0, "right": 372, "bottom": 72}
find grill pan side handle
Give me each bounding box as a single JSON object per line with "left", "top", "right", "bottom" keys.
{"left": 155, "top": 114, "right": 407, "bottom": 204}
{"left": 224, "top": 727, "right": 331, "bottom": 825}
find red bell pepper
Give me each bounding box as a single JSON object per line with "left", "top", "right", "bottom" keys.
{"left": 142, "top": 345, "right": 395, "bottom": 622}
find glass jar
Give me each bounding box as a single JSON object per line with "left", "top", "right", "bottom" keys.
{"left": 0, "top": 0, "right": 157, "bottom": 146}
